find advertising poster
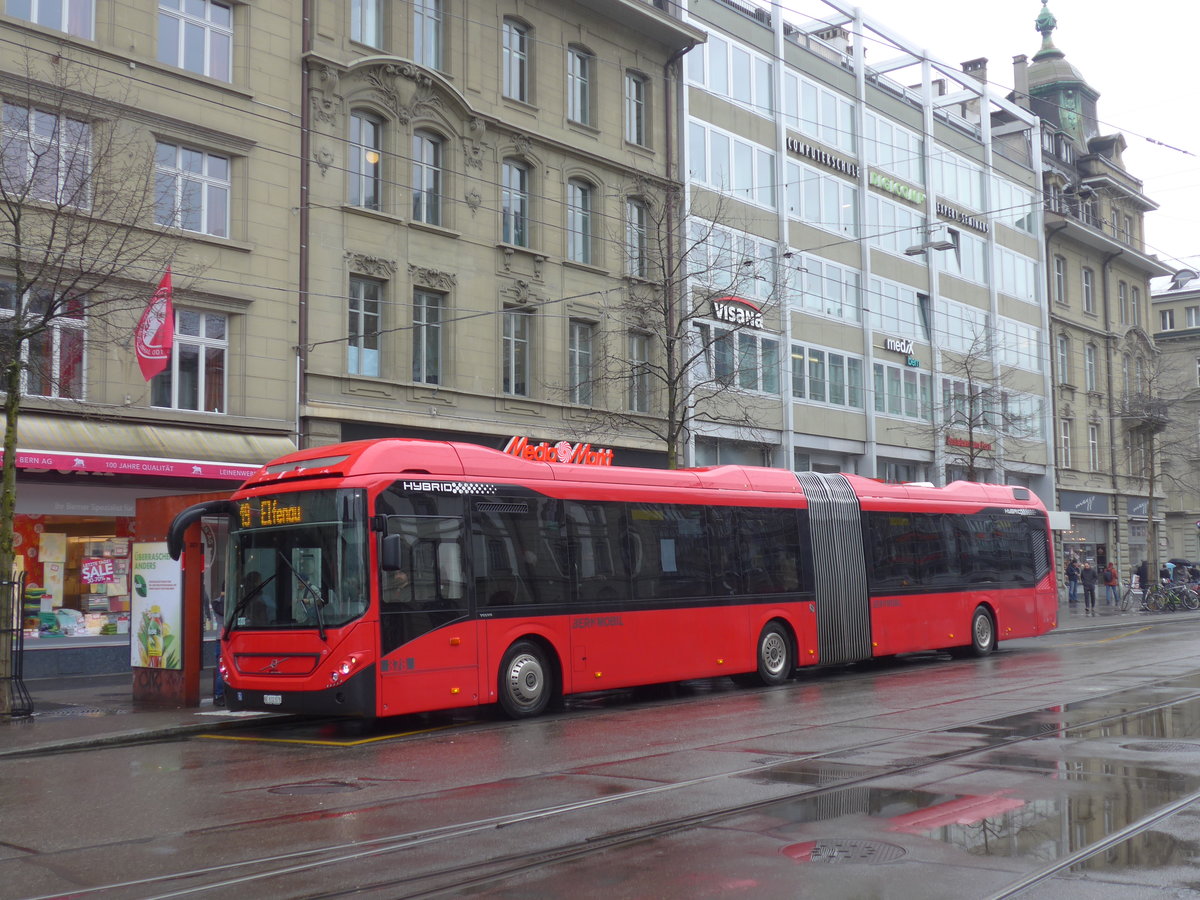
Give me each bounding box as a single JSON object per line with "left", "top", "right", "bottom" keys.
{"left": 130, "top": 542, "right": 183, "bottom": 669}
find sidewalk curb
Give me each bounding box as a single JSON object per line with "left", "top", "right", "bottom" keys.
{"left": 0, "top": 713, "right": 303, "bottom": 759}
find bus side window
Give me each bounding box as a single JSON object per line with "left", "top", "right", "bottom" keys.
{"left": 438, "top": 542, "right": 464, "bottom": 600}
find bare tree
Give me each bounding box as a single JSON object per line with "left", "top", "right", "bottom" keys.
{"left": 573, "top": 186, "right": 787, "bottom": 468}
{"left": 1, "top": 45, "right": 177, "bottom": 712}
{"left": 1114, "top": 333, "right": 1200, "bottom": 579}
{"left": 908, "top": 331, "right": 1044, "bottom": 484}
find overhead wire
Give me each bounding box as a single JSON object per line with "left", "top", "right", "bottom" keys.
{"left": 0, "top": 1, "right": 1187, "bottom": 363}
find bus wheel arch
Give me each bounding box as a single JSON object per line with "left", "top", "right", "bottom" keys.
{"left": 754, "top": 619, "right": 795, "bottom": 686}
{"left": 497, "top": 636, "right": 560, "bottom": 719}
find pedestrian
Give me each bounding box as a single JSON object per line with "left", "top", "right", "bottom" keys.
{"left": 1161, "top": 562, "right": 1174, "bottom": 584}
{"left": 1136, "top": 560, "right": 1149, "bottom": 589}
{"left": 1065, "top": 558, "right": 1080, "bottom": 605}
{"left": 1103, "top": 562, "right": 1119, "bottom": 606}
{"left": 1080, "top": 562, "right": 1098, "bottom": 615}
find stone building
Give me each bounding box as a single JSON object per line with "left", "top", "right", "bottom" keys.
{"left": 0, "top": 0, "right": 703, "bottom": 672}
{"left": 2, "top": 0, "right": 300, "bottom": 668}
{"left": 1150, "top": 270, "right": 1200, "bottom": 563}
{"left": 299, "top": 1, "right": 703, "bottom": 465}
{"left": 1017, "top": 2, "right": 1173, "bottom": 572}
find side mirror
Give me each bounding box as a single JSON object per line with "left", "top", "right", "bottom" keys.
{"left": 381, "top": 533, "right": 404, "bottom": 571}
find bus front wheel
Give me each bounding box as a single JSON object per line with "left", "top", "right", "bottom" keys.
{"left": 756, "top": 622, "right": 793, "bottom": 685}
{"left": 498, "top": 640, "right": 554, "bottom": 719}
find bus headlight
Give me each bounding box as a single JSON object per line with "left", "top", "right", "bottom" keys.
{"left": 327, "top": 653, "right": 365, "bottom": 687}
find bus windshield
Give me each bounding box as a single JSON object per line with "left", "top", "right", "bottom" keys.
{"left": 227, "top": 489, "right": 369, "bottom": 633}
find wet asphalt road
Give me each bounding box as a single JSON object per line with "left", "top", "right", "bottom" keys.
{"left": 6, "top": 617, "right": 1200, "bottom": 898}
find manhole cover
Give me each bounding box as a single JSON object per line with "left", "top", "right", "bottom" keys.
{"left": 1122, "top": 741, "right": 1200, "bottom": 753}
{"left": 268, "top": 782, "right": 362, "bottom": 795}
{"left": 782, "top": 839, "right": 906, "bottom": 864}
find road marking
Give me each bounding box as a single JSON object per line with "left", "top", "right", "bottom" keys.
{"left": 1059, "top": 625, "right": 1156, "bottom": 646}
{"left": 196, "top": 723, "right": 461, "bottom": 747}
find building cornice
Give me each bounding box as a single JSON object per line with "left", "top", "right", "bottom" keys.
{"left": 1045, "top": 215, "right": 1175, "bottom": 278}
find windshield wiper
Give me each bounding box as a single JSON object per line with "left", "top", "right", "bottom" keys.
{"left": 223, "top": 572, "right": 277, "bottom": 640}
{"left": 276, "top": 550, "right": 327, "bottom": 641}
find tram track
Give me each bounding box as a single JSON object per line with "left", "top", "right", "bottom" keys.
{"left": 33, "top": 648, "right": 1200, "bottom": 900}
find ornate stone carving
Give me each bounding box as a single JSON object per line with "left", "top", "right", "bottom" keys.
{"left": 309, "top": 64, "right": 343, "bottom": 126}
{"left": 345, "top": 251, "right": 397, "bottom": 277}
{"left": 361, "top": 63, "right": 441, "bottom": 123}
{"left": 408, "top": 264, "right": 456, "bottom": 290}
{"left": 509, "top": 280, "right": 532, "bottom": 304}
{"left": 465, "top": 188, "right": 482, "bottom": 214}
{"left": 462, "top": 137, "right": 485, "bottom": 169}
{"left": 511, "top": 132, "right": 533, "bottom": 157}
{"left": 314, "top": 146, "right": 334, "bottom": 176}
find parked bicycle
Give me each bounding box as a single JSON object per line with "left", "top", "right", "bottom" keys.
{"left": 1138, "top": 581, "right": 1200, "bottom": 612}
{"left": 1121, "top": 578, "right": 1155, "bottom": 612}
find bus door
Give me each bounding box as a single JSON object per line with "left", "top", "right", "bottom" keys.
{"left": 378, "top": 515, "right": 479, "bottom": 713}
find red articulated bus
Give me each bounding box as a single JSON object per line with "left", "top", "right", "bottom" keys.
{"left": 168, "top": 439, "right": 1057, "bottom": 719}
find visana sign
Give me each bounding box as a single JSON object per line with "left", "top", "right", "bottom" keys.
{"left": 711, "top": 296, "right": 764, "bottom": 329}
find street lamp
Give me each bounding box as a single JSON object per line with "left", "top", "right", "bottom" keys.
{"left": 905, "top": 226, "right": 956, "bottom": 256}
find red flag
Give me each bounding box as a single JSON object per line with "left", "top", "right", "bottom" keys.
{"left": 136, "top": 266, "right": 174, "bottom": 381}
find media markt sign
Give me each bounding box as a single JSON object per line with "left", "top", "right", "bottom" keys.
{"left": 503, "top": 436, "right": 615, "bottom": 466}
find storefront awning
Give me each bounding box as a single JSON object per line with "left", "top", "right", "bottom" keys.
{"left": 3, "top": 416, "right": 296, "bottom": 482}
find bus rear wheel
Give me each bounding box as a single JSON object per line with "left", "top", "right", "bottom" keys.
{"left": 498, "top": 640, "right": 553, "bottom": 719}
{"left": 965, "top": 606, "right": 996, "bottom": 657}
{"left": 755, "top": 622, "right": 793, "bottom": 685}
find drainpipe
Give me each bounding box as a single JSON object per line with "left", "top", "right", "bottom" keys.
{"left": 296, "top": 0, "right": 313, "bottom": 449}
{"left": 1101, "top": 247, "right": 1124, "bottom": 565}
{"left": 664, "top": 39, "right": 695, "bottom": 467}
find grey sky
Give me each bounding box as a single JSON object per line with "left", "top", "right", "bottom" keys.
{"left": 773, "top": 0, "right": 1199, "bottom": 268}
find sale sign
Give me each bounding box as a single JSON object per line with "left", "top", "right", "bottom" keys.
{"left": 81, "top": 557, "right": 116, "bottom": 585}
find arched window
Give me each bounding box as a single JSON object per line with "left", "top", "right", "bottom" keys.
{"left": 567, "top": 178, "right": 594, "bottom": 264}
{"left": 625, "top": 197, "right": 648, "bottom": 278}
{"left": 349, "top": 111, "right": 382, "bottom": 210}
{"left": 1056, "top": 333, "right": 1070, "bottom": 384}
{"left": 502, "top": 158, "right": 530, "bottom": 247}
{"left": 1084, "top": 343, "right": 1097, "bottom": 392}
{"left": 411, "top": 130, "right": 443, "bottom": 225}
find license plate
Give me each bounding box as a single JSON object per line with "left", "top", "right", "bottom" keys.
{"left": 263, "top": 694, "right": 283, "bottom": 706}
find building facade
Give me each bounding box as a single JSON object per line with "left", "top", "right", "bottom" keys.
{"left": 2, "top": 0, "right": 704, "bottom": 669}
{"left": 680, "top": 0, "right": 1054, "bottom": 501}
{"left": 299, "top": 1, "right": 703, "bottom": 466}
{"left": 1151, "top": 271, "right": 1200, "bottom": 564}
{"left": 1018, "top": 4, "right": 1173, "bottom": 574}
{"left": 2, "top": 0, "right": 300, "bottom": 663}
